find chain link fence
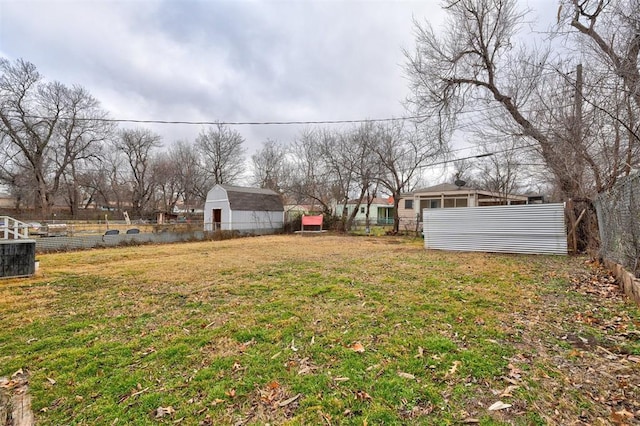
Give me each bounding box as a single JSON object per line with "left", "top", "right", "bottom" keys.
{"left": 33, "top": 222, "right": 284, "bottom": 253}
{"left": 594, "top": 172, "right": 640, "bottom": 277}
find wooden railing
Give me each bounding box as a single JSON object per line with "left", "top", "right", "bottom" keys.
{"left": 0, "top": 216, "right": 30, "bottom": 239}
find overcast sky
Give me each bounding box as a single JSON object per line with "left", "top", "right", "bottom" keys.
{"left": 0, "top": 0, "right": 558, "bottom": 157}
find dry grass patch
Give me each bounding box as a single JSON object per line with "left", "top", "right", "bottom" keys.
{"left": 1, "top": 235, "right": 639, "bottom": 425}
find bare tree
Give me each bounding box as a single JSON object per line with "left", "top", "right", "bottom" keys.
{"left": 369, "top": 122, "right": 442, "bottom": 233}
{"left": 563, "top": 0, "right": 640, "bottom": 111}
{"left": 153, "top": 152, "right": 182, "bottom": 214}
{"left": 406, "top": 0, "right": 640, "bottom": 201}
{"left": 251, "top": 139, "right": 290, "bottom": 192}
{"left": 0, "top": 58, "right": 113, "bottom": 216}
{"left": 196, "top": 123, "right": 246, "bottom": 185}
{"left": 287, "top": 128, "right": 335, "bottom": 214}
{"left": 167, "top": 140, "right": 207, "bottom": 212}
{"left": 475, "top": 139, "right": 524, "bottom": 201}
{"left": 114, "top": 128, "right": 162, "bottom": 218}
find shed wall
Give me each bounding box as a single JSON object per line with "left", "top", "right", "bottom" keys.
{"left": 423, "top": 203, "right": 567, "bottom": 255}
{"left": 204, "top": 188, "right": 231, "bottom": 231}
{"left": 227, "top": 210, "right": 284, "bottom": 232}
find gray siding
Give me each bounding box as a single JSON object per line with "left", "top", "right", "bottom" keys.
{"left": 423, "top": 203, "right": 567, "bottom": 255}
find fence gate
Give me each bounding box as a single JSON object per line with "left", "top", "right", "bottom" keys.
{"left": 423, "top": 203, "right": 567, "bottom": 255}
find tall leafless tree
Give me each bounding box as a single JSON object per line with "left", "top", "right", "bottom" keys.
{"left": 0, "top": 58, "right": 113, "bottom": 216}
{"left": 196, "top": 123, "right": 246, "bottom": 185}
{"left": 369, "top": 122, "right": 442, "bottom": 233}
{"left": 251, "top": 139, "right": 290, "bottom": 192}
{"left": 114, "top": 128, "right": 162, "bottom": 218}
{"left": 287, "top": 128, "right": 335, "bottom": 214}
{"left": 167, "top": 140, "right": 208, "bottom": 211}
{"left": 404, "top": 0, "right": 588, "bottom": 199}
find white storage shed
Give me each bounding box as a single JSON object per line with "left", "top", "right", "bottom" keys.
{"left": 204, "top": 184, "right": 284, "bottom": 233}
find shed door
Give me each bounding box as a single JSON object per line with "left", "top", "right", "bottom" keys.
{"left": 212, "top": 209, "right": 222, "bottom": 230}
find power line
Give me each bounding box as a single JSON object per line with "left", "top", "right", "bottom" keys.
{"left": 17, "top": 114, "right": 431, "bottom": 126}
{"left": 418, "top": 143, "right": 539, "bottom": 169}
{"left": 7, "top": 97, "right": 583, "bottom": 129}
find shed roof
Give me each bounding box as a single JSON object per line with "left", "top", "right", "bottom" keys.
{"left": 220, "top": 185, "right": 284, "bottom": 212}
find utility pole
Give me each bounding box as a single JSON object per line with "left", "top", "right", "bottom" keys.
{"left": 574, "top": 63, "right": 583, "bottom": 146}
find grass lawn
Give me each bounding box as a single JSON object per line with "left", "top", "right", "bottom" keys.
{"left": 1, "top": 235, "right": 639, "bottom": 425}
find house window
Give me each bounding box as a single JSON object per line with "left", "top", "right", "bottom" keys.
{"left": 444, "top": 198, "right": 455, "bottom": 208}
{"left": 456, "top": 198, "right": 468, "bottom": 207}
{"left": 404, "top": 199, "right": 413, "bottom": 209}
{"left": 429, "top": 199, "right": 441, "bottom": 209}
{"left": 360, "top": 206, "right": 365, "bottom": 214}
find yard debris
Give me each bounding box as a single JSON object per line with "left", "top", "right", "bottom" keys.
{"left": 1, "top": 369, "right": 34, "bottom": 426}
{"left": 355, "top": 390, "right": 372, "bottom": 401}
{"left": 277, "top": 393, "right": 301, "bottom": 407}
{"left": 350, "top": 342, "right": 365, "bottom": 353}
{"left": 611, "top": 408, "right": 634, "bottom": 424}
{"left": 414, "top": 346, "right": 424, "bottom": 359}
{"left": 296, "top": 357, "right": 318, "bottom": 375}
{"left": 487, "top": 401, "right": 511, "bottom": 411}
{"left": 446, "top": 361, "right": 462, "bottom": 378}
{"left": 499, "top": 385, "right": 519, "bottom": 398}
{"left": 155, "top": 406, "right": 175, "bottom": 418}
{"left": 397, "top": 372, "right": 416, "bottom": 380}
{"left": 46, "top": 377, "right": 56, "bottom": 385}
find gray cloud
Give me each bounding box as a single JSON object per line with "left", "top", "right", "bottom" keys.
{"left": 0, "top": 0, "right": 556, "bottom": 154}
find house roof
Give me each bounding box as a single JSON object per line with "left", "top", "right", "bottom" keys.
{"left": 412, "top": 183, "right": 472, "bottom": 193}
{"left": 406, "top": 182, "right": 529, "bottom": 201}
{"left": 346, "top": 197, "right": 394, "bottom": 205}
{"left": 220, "top": 184, "right": 284, "bottom": 212}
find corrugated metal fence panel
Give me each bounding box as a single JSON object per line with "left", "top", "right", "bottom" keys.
{"left": 423, "top": 203, "right": 567, "bottom": 255}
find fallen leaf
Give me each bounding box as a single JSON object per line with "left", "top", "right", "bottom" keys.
{"left": 277, "top": 393, "right": 301, "bottom": 407}
{"left": 611, "top": 408, "right": 634, "bottom": 424}
{"left": 266, "top": 381, "right": 280, "bottom": 390}
{"left": 628, "top": 355, "right": 640, "bottom": 363}
{"left": 462, "top": 419, "right": 480, "bottom": 424}
{"left": 211, "top": 398, "right": 224, "bottom": 406}
{"left": 488, "top": 401, "right": 512, "bottom": 411}
{"left": 225, "top": 389, "right": 236, "bottom": 398}
{"left": 499, "top": 385, "right": 519, "bottom": 398}
{"left": 351, "top": 342, "right": 365, "bottom": 353}
{"left": 290, "top": 339, "right": 298, "bottom": 352}
{"left": 414, "top": 346, "right": 424, "bottom": 359}
{"left": 355, "top": 390, "right": 372, "bottom": 401}
{"left": 446, "top": 360, "right": 461, "bottom": 377}
{"left": 155, "top": 406, "right": 176, "bottom": 418}
{"left": 334, "top": 377, "right": 350, "bottom": 382}
{"left": 397, "top": 372, "right": 415, "bottom": 380}
{"left": 46, "top": 377, "right": 56, "bottom": 385}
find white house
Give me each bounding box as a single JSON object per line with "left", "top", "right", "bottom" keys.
{"left": 334, "top": 197, "right": 395, "bottom": 225}
{"left": 398, "top": 183, "right": 531, "bottom": 230}
{"left": 204, "top": 184, "right": 284, "bottom": 233}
